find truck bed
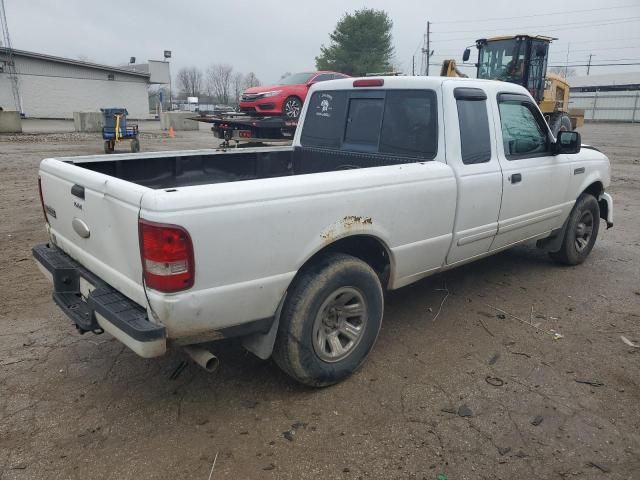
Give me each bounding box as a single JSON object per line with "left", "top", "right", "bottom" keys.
{"left": 67, "top": 146, "right": 431, "bottom": 190}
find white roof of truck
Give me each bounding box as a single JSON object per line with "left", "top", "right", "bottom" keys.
{"left": 312, "top": 75, "right": 530, "bottom": 96}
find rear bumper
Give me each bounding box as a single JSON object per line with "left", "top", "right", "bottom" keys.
{"left": 32, "top": 243, "right": 166, "bottom": 358}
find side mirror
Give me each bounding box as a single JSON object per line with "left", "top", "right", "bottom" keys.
{"left": 554, "top": 130, "right": 581, "bottom": 155}
{"left": 462, "top": 48, "right": 471, "bottom": 62}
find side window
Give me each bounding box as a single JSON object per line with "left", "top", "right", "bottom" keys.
{"left": 379, "top": 90, "right": 438, "bottom": 158}
{"left": 498, "top": 97, "right": 549, "bottom": 159}
{"left": 344, "top": 98, "right": 385, "bottom": 151}
{"left": 300, "top": 91, "right": 348, "bottom": 148}
{"left": 313, "top": 74, "right": 334, "bottom": 83}
{"left": 455, "top": 88, "right": 491, "bottom": 164}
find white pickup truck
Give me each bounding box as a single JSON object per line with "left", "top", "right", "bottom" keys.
{"left": 34, "top": 76, "right": 613, "bottom": 386}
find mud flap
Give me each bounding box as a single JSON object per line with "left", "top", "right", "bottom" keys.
{"left": 242, "top": 293, "right": 287, "bottom": 360}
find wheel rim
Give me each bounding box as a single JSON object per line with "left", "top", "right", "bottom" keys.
{"left": 284, "top": 99, "right": 300, "bottom": 119}
{"left": 312, "top": 287, "right": 367, "bottom": 363}
{"left": 575, "top": 210, "right": 594, "bottom": 252}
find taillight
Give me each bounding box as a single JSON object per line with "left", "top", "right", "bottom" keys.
{"left": 138, "top": 219, "right": 195, "bottom": 293}
{"left": 353, "top": 78, "right": 384, "bottom": 87}
{"left": 38, "top": 176, "right": 49, "bottom": 225}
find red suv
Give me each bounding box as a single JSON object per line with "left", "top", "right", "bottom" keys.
{"left": 239, "top": 71, "right": 349, "bottom": 120}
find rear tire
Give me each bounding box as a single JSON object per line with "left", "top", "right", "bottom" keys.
{"left": 104, "top": 140, "right": 115, "bottom": 154}
{"left": 273, "top": 253, "right": 383, "bottom": 387}
{"left": 549, "top": 193, "right": 600, "bottom": 265}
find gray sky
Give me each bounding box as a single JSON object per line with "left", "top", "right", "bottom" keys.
{"left": 5, "top": 0, "right": 640, "bottom": 84}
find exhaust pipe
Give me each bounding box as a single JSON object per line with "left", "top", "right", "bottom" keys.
{"left": 184, "top": 345, "right": 219, "bottom": 373}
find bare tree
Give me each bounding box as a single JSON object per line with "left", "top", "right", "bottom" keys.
{"left": 243, "top": 72, "right": 261, "bottom": 89}
{"left": 232, "top": 72, "right": 245, "bottom": 106}
{"left": 176, "top": 66, "right": 203, "bottom": 97}
{"left": 206, "top": 64, "right": 234, "bottom": 104}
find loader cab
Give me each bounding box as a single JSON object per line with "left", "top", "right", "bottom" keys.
{"left": 474, "top": 35, "right": 554, "bottom": 103}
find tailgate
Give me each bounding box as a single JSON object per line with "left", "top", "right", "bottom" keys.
{"left": 39, "top": 158, "right": 149, "bottom": 307}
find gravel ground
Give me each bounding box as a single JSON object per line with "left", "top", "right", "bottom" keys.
{"left": 0, "top": 124, "right": 639, "bottom": 480}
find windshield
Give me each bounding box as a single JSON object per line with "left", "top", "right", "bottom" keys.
{"left": 477, "top": 39, "right": 526, "bottom": 84}
{"left": 279, "top": 72, "right": 315, "bottom": 85}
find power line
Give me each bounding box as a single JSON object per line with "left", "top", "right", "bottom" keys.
{"left": 432, "top": 3, "right": 639, "bottom": 24}
{"left": 567, "top": 45, "right": 640, "bottom": 53}
{"left": 548, "top": 57, "right": 640, "bottom": 63}
{"left": 434, "top": 15, "right": 640, "bottom": 37}
{"left": 549, "top": 62, "right": 640, "bottom": 67}
{"left": 431, "top": 18, "right": 640, "bottom": 44}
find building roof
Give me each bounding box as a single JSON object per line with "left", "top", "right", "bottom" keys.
{"left": 0, "top": 47, "right": 150, "bottom": 78}
{"left": 569, "top": 72, "right": 640, "bottom": 89}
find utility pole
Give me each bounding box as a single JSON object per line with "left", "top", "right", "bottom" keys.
{"left": 564, "top": 42, "right": 570, "bottom": 79}
{"left": 587, "top": 53, "right": 594, "bottom": 76}
{"left": 426, "top": 21, "right": 431, "bottom": 75}
{"left": 0, "top": 0, "right": 22, "bottom": 113}
{"left": 412, "top": 55, "right": 415, "bottom": 76}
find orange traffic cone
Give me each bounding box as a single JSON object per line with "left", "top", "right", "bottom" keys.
{"left": 168, "top": 126, "right": 175, "bottom": 138}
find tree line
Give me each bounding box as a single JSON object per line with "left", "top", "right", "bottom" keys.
{"left": 176, "top": 65, "right": 261, "bottom": 105}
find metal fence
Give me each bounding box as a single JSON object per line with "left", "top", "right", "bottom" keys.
{"left": 569, "top": 90, "right": 640, "bottom": 122}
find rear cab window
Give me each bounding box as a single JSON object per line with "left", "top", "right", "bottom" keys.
{"left": 300, "top": 89, "right": 438, "bottom": 161}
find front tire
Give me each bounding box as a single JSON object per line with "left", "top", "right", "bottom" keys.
{"left": 282, "top": 96, "right": 302, "bottom": 120}
{"left": 549, "top": 193, "right": 600, "bottom": 265}
{"left": 273, "top": 253, "right": 383, "bottom": 387}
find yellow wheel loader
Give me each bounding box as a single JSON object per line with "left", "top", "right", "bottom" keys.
{"left": 442, "top": 35, "right": 584, "bottom": 135}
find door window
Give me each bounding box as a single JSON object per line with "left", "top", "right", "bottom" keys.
{"left": 498, "top": 97, "right": 549, "bottom": 159}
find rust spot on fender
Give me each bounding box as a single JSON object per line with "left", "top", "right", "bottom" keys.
{"left": 320, "top": 216, "right": 373, "bottom": 242}
{"left": 342, "top": 215, "right": 373, "bottom": 226}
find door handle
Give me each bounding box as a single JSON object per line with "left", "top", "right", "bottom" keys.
{"left": 510, "top": 173, "right": 522, "bottom": 184}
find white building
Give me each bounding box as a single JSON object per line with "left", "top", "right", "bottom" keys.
{"left": 0, "top": 48, "right": 169, "bottom": 119}
{"left": 569, "top": 72, "right": 640, "bottom": 122}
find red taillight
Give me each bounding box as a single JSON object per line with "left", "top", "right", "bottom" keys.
{"left": 139, "top": 219, "right": 195, "bottom": 293}
{"left": 38, "top": 176, "right": 49, "bottom": 225}
{"left": 353, "top": 78, "right": 384, "bottom": 87}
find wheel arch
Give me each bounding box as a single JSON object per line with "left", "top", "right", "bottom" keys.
{"left": 295, "top": 234, "right": 394, "bottom": 291}
{"left": 242, "top": 233, "right": 393, "bottom": 362}
{"left": 580, "top": 180, "right": 611, "bottom": 225}
{"left": 582, "top": 180, "right": 603, "bottom": 199}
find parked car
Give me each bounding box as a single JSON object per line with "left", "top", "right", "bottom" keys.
{"left": 239, "top": 71, "right": 349, "bottom": 119}
{"left": 33, "top": 76, "right": 612, "bottom": 387}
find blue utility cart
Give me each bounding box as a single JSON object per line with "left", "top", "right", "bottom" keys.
{"left": 101, "top": 108, "right": 140, "bottom": 153}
